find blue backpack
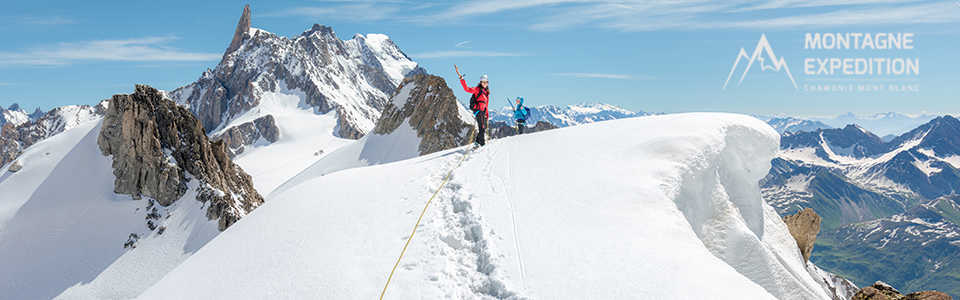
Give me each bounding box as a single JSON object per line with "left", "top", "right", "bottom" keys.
{"left": 514, "top": 98, "right": 530, "bottom": 121}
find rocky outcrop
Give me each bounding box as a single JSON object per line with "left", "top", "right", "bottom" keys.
{"left": 852, "top": 281, "right": 952, "bottom": 300}
{"left": 224, "top": 4, "right": 251, "bottom": 58}
{"left": 98, "top": 85, "right": 263, "bottom": 230}
{"left": 489, "top": 120, "right": 557, "bottom": 139}
{"left": 212, "top": 114, "right": 280, "bottom": 157}
{"left": 7, "top": 160, "right": 21, "bottom": 172}
{"left": 167, "top": 5, "right": 421, "bottom": 139}
{"left": 783, "top": 207, "right": 821, "bottom": 262}
{"left": 0, "top": 102, "right": 105, "bottom": 169}
{"left": 372, "top": 74, "right": 475, "bottom": 155}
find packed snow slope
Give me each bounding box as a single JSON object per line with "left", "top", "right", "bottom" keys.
{"left": 0, "top": 121, "right": 221, "bottom": 299}
{"left": 142, "top": 113, "right": 835, "bottom": 299}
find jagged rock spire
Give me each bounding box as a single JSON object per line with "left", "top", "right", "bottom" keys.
{"left": 224, "top": 4, "right": 251, "bottom": 57}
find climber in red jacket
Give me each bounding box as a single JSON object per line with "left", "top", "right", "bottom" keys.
{"left": 455, "top": 64, "right": 489, "bottom": 146}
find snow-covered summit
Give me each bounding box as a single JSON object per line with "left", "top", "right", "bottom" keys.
{"left": 141, "top": 113, "right": 842, "bottom": 299}
{"left": 168, "top": 5, "right": 422, "bottom": 139}
{"left": 0, "top": 104, "right": 31, "bottom": 127}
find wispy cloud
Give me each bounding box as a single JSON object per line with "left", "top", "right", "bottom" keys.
{"left": 263, "top": 1, "right": 438, "bottom": 22}
{"left": 404, "top": 0, "right": 960, "bottom": 31}
{"left": 409, "top": 50, "right": 530, "bottom": 59}
{"left": 551, "top": 72, "right": 642, "bottom": 80}
{"left": 455, "top": 41, "right": 472, "bottom": 48}
{"left": 0, "top": 36, "right": 221, "bottom": 66}
{"left": 430, "top": 0, "right": 588, "bottom": 20}
{"left": 0, "top": 82, "right": 12, "bottom": 86}
{"left": 265, "top": 0, "right": 960, "bottom": 31}
{"left": 527, "top": 0, "right": 960, "bottom": 31}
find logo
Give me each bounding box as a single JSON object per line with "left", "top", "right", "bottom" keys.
{"left": 723, "top": 34, "right": 798, "bottom": 90}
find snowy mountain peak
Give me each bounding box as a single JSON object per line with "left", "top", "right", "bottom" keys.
{"left": 765, "top": 116, "right": 833, "bottom": 134}
{"left": 889, "top": 115, "right": 960, "bottom": 157}
{"left": 169, "top": 5, "right": 420, "bottom": 139}
{"left": 301, "top": 24, "right": 336, "bottom": 38}
{"left": 0, "top": 105, "right": 29, "bottom": 127}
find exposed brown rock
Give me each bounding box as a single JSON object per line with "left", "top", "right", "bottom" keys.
{"left": 212, "top": 114, "right": 280, "bottom": 157}
{"left": 224, "top": 4, "right": 251, "bottom": 58}
{"left": 7, "top": 160, "right": 21, "bottom": 172}
{"left": 853, "top": 281, "right": 953, "bottom": 300}
{"left": 98, "top": 85, "right": 263, "bottom": 230}
{"left": 905, "top": 291, "right": 952, "bottom": 300}
{"left": 783, "top": 207, "right": 821, "bottom": 262}
{"left": 372, "top": 74, "right": 475, "bottom": 155}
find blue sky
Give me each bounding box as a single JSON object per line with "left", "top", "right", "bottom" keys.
{"left": 1, "top": 0, "right": 958, "bottom": 116}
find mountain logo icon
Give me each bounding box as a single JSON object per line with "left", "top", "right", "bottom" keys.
{"left": 723, "top": 34, "right": 798, "bottom": 90}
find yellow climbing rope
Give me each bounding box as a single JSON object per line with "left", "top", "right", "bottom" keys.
{"left": 379, "top": 129, "right": 478, "bottom": 300}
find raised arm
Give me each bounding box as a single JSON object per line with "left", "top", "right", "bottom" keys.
{"left": 460, "top": 78, "right": 477, "bottom": 94}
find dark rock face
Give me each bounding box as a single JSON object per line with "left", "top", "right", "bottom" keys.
{"left": 372, "top": 74, "right": 475, "bottom": 155}
{"left": 783, "top": 208, "right": 821, "bottom": 262}
{"left": 29, "top": 108, "right": 45, "bottom": 120}
{"left": 489, "top": 120, "right": 557, "bottom": 139}
{"left": 98, "top": 85, "right": 263, "bottom": 230}
{"left": 212, "top": 114, "right": 280, "bottom": 157}
{"left": 852, "top": 281, "right": 952, "bottom": 300}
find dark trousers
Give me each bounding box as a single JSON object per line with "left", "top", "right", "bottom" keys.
{"left": 474, "top": 111, "right": 487, "bottom": 146}
{"left": 516, "top": 120, "right": 526, "bottom": 134}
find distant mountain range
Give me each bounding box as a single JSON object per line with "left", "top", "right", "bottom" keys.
{"left": 760, "top": 116, "right": 834, "bottom": 134}
{"left": 757, "top": 112, "right": 938, "bottom": 136}
{"left": 490, "top": 103, "right": 647, "bottom": 127}
{"left": 0, "top": 103, "right": 44, "bottom": 127}
{"left": 761, "top": 115, "right": 960, "bottom": 297}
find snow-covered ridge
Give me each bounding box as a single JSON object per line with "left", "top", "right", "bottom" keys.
{"left": 140, "top": 113, "right": 839, "bottom": 299}
{"left": 0, "top": 101, "right": 106, "bottom": 169}
{"left": 760, "top": 112, "right": 937, "bottom": 136}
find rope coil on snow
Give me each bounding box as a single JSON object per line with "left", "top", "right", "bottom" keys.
{"left": 379, "top": 128, "right": 478, "bottom": 299}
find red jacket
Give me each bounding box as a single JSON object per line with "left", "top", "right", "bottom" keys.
{"left": 460, "top": 78, "right": 488, "bottom": 117}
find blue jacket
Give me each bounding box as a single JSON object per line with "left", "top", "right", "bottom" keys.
{"left": 513, "top": 98, "right": 530, "bottom": 121}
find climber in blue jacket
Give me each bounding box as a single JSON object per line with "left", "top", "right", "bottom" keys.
{"left": 513, "top": 97, "right": 531, "bottom": 134}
